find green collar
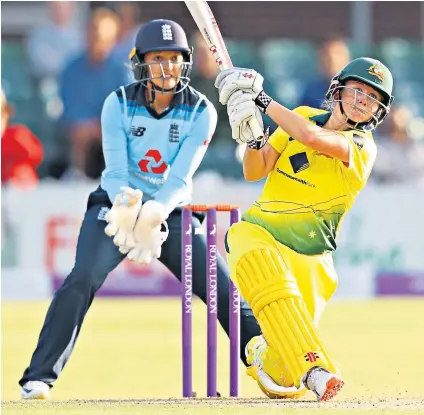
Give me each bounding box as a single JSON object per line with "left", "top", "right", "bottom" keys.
{"left": 310, "top": 112, "right": 331, "bottom": 127}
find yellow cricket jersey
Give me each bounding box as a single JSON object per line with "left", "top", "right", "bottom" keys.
{"left": 243, "top": 106, "right": 377, "bottom": 256}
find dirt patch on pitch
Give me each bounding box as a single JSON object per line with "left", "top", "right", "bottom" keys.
{"left": 45, "top": 397, "right": 424, "bottom": 410}
{"left": 4, "top": 397, "right": 424, "bottom": 413}
{"left": 141, "top": 397, "right": 423, "bottom": 410}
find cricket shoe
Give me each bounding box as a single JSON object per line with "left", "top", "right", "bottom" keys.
{"left": 245, "top": 335, "right": 307, "bottom": 399}
{"left": 21, "top": 381, "right": 50, "bottom": 400}
{"left": 303, "top": 367, "right": 344, "bottom": 401}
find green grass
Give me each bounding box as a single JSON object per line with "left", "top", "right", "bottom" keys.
{"left": 2, "top": 298, "right": 424, "bottom": 414}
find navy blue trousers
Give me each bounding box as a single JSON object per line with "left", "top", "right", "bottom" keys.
{"left": 20, "top": 187, "right": 260, "bottom": 387}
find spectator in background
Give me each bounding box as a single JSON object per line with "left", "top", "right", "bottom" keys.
{"left": 372, "top": 105, "right": 424, "bottom": 185}
{"left": 59, "top": 8, "right": 128, "bottom": 181}
{"left": 1, "top": 89, "right": 43, "bottom": 189}
{"left": 300, "top": 37, "right": 351, "bottom": 108}
{"left": 26, "top": 1, "right": 83, "bottom": 82}
{"left": 189, "top": 32, "right": 231, "bottom": 146}
{"left": 112, "top": 1, "right": 143, "bottom": 69}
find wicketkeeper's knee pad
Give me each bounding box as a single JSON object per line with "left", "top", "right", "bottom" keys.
{"left": 236, "top": 249, "right": 338, "bottom": 387}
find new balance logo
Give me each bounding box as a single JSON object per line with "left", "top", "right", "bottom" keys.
{"left": 130, "top": 126, "right": 146, "bottom": 137}
{"left": 162, "top": 24, "right": 173, "bottom": 40}
{"left": 130, "top": 127, "right": 146, "bottom": 137}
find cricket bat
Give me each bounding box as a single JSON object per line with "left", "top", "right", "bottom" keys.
{"left": 184, "top": 1, "right": 264, "bottom": 142}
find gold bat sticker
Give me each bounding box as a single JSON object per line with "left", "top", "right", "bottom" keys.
{"left": 368, "top": 64, "right": 385, "bottom": 82}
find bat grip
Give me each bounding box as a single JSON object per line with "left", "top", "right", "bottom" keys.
{"left": 248, "top": 117, "right": 264, "bottom": 141}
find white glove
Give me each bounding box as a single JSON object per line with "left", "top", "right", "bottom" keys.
{"left": 126, "top": 221, "right": 169, "bottom": 264}
{"left": 126, "top": 200, "right": 169, "bottom": 265}
{"left": 215, "top": 67, "right": 273, "bottom": 113}
{"left": 227, "top": 90, "right": 269, "bottom": 149}
{"left": 105, "top": 187, "right": 143, "bottom": 250}
{"left": 215, "top": 68, "right": 263, "bottom": 104}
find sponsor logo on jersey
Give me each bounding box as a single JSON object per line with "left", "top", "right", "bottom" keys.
{"left": 132, "top": 171, "right": 166, "bottom": 185}
{"left": 289, "top": 152, "right": 310, "bottom": 174}
{"left": 130, "top": 126, "right": 146, "bottom": 137}
{"left": 276, "top": 168, "right": 316, "bottom": 188}
{"left": 138, "top": 149, "right": 168, "bottom": 174}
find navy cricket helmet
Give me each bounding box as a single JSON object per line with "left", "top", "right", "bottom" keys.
{"left": 129, "top": 19, "right": 193, "bottom": 94}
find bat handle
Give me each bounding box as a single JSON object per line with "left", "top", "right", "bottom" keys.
{"left": 248, "top": 117, "right": 264, "bottom": 142}
{"left": 219, "top": 63, "right": 232, "bottom": 71}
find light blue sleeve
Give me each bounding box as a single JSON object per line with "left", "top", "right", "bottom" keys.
{"left": 154, "top": 100, "right": 218, "bottom": 214}
{"left": 100, "top": 91, "right": 129, "bottom": 203}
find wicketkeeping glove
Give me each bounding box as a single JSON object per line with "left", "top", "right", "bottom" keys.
{"left": 126, "top": 200, "right": 169, "bottom": 265}
{"left": 104, "top": 187, "right": 143, "bottom": 251}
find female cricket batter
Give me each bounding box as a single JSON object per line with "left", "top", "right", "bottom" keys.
{"left": 215, "top": 58, "right": 394, "bottom": 401}
{"left": 20, "top": 19, "right": 261, "bottom": 399}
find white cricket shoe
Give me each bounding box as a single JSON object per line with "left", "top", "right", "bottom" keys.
{"left": 21, "top": 381, "right": 50, "bottom": 400}
{"left": 303, "top": 367, "right": 344, "bottom": 401}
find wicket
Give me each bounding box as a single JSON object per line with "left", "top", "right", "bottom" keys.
{"left": 181, "top": 205, "right": 241, "bottom": 398}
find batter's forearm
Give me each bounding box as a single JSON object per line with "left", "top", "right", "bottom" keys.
{"left": 266, "top": 101, "right": 350, "bottom": 162}
{"left": 242, "top": 147, "right": 267, "bottom": 181}
{"left": 266, "top": 101, "right": 319, "bottom": 145}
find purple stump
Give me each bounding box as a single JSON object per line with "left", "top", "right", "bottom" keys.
{"left": 182, "top": 208, "right": 193, "bottom": 398}
{"left": 229, "top": 208, "right": 241, "bottom": 397}
{"left": 207, "top": 208, "right": 218, "bottom": 397}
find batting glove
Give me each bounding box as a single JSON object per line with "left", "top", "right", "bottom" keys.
{"left": 227, "top": 90, "right": 269, "bottom": 149}
{"left": 215, "top": 67, "right": 273, "bottom": 113}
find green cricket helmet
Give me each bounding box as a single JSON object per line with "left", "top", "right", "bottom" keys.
{"left": 325, "top": 57, "right": 394, "bottom": 131}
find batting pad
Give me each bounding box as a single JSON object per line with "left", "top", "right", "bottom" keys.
{"left": 236, "top": 249, "right": 337, "bottom": 387}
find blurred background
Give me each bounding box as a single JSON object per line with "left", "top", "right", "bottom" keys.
{"left": 1, "top": 1, "right": 424, "bottom": 304}
{"left": 1, "top": 1, "right": 424, "bottom": 404}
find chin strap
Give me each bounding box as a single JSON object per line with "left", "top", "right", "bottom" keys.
{"left": 338, "top": 100, "right": 361, "bottom": 129}
{"left": 146, "top": 81, "right": 178, "bottom": 106}
{"left": 147, "top": 83, "right": 156, "bottom": 105}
